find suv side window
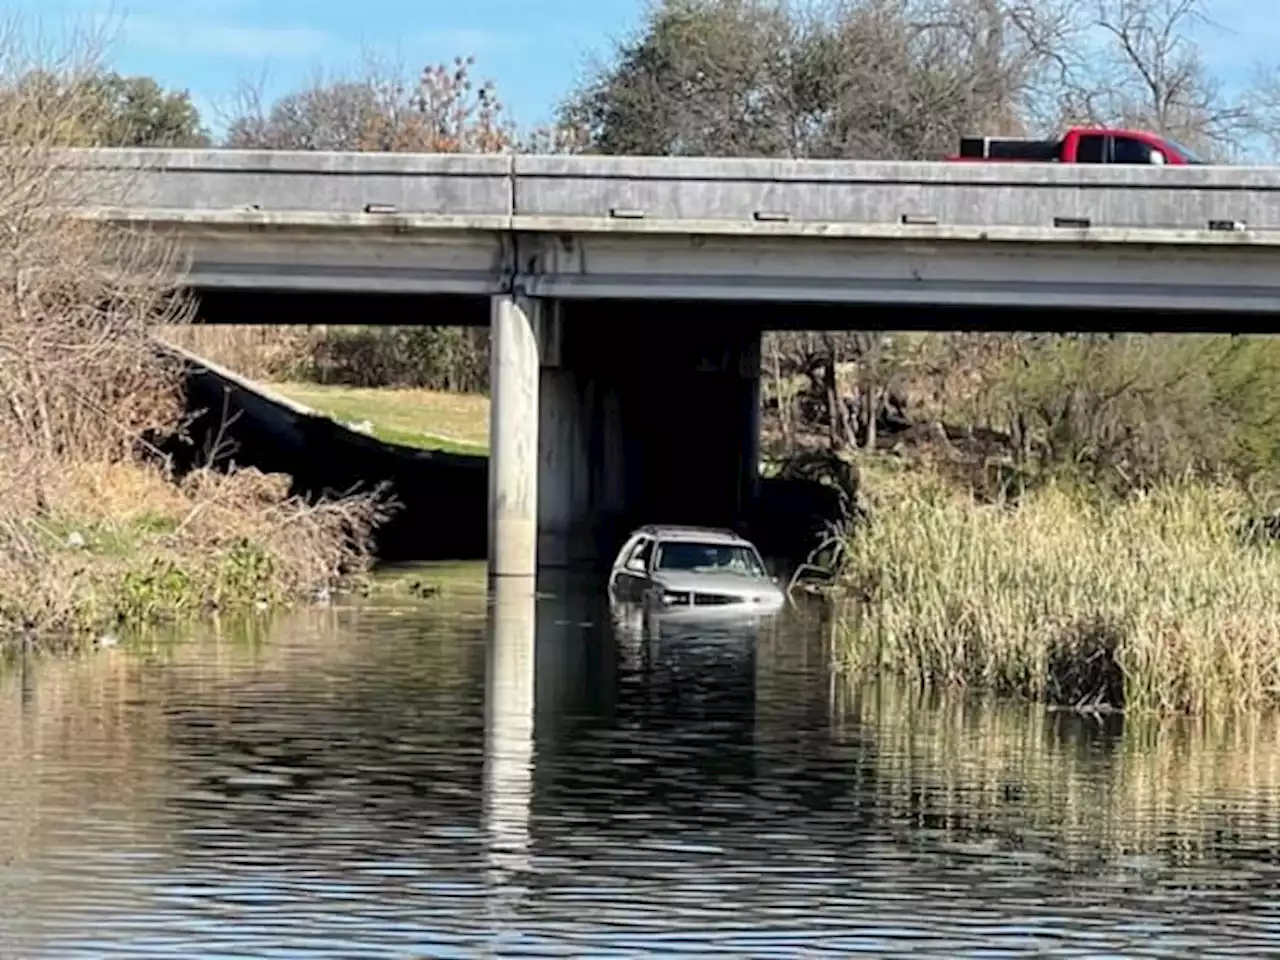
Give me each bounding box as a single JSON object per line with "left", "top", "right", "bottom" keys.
{"left": 1076, "top": 134, "right": 1106, "bottom": 163}
{"left": 1113, "top": 136, "right": 1160, "bottom": 164}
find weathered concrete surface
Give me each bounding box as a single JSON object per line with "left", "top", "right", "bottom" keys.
{"left": 62, "top": 148, "right": 1280, "bottom": 315}
{"left": 68, "top": 147, "right": 1280, "bottom": 228}
{"left": 513, "top": 153, "right": 1280, "bottom": 228}
{"left": 141, "top": 215, "right": 507, "bottom": 294}
{"left": 71, "top": 148, "right": 513, "bottom": 216}
{"left": 520, "top": 227, "right": 1280, "bottom": 311}
{"left": 489, "top": 295, "right": 542, "bottom": 578}
{"left": 104, "top": 205, "right": 1280, "bottom": 309}
{"left": 90, "top": 207, "right": 1280, "bottom": 319}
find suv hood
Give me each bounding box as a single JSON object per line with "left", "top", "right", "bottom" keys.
{"left": 652, "top": 570, "right": 780, "bottom": 598}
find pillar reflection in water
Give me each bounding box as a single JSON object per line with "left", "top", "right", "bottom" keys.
{"left": 482, "top": 576, "right": 536, "bottom": 918}
{"left": 534, "top": 569, "right": 614, "bottom": 747}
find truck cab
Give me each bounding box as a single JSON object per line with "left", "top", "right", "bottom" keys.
{"left": 949, "top": 127, "right": 1208, "bottom": 165}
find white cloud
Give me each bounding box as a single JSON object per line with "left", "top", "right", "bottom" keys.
{"left": 123, "top": 13, "right": 330, "bottom": 59}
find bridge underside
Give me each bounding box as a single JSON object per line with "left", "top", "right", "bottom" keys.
{"left": 195, "top": 290, "right": 1265, "bottom": 334}
{"left": 190, "top": 286, "right": 1276, "bottom": 575}
{"left": 487, "top": 297, "right": 762, "bottom": 575}
{"left": 532, "top": 308, "right": 761, "bottom": 570}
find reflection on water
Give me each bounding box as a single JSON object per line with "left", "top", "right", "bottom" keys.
{"left": 2, "top": 565, "right": 1279, "bottom": 956}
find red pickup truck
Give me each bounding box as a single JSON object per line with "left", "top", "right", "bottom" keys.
{"left": 946, "top": 127, "right": 1207, "bottom": 165}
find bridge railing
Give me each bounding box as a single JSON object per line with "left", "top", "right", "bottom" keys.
{"left": 512, "top": 155, "right": 1280, "bottom": 230}
{"left": 54, "top": 148, "right": 1280, "bottom": 231}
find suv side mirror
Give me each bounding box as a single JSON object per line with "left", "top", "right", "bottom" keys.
{"left": 626, "top": 557, "right": 646, "bottom": 573}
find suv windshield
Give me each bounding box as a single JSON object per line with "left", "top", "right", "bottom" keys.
{"left": 654, "top": 541, "right": 766, "bottom": 577}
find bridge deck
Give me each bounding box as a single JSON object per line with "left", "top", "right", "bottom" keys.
{"left": 60, "top": 148, "right": 1280, "bottom": 318}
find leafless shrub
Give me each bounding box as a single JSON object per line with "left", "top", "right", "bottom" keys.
{"left": 0, "top": 37, "right": 188, "bottom": 497}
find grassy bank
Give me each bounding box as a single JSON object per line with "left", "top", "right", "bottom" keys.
{"left": 837, "top": 467, "right": 1280, "bottom": 714}
{"left": 270, "top": 382, "right": 489, "bottom": 454}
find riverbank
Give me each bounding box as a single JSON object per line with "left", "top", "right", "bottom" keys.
{"left": 0, "top": 461, "right": 385, "bottom": 648}
{"left": 836, "top": 465, "right": 1280, "bottom": 714}
{"left": 0, "top": 82, "right": 387, "bottom": 649}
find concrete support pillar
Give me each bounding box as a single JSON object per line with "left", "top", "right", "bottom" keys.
{"left": 537, "top": 367, "right": 578, "bottom": 569}
{"left": 538, "top": 316, "right": 628, "bottom": 569}
{"left": 489, "top": 295, "right": 541, "bottom": 578}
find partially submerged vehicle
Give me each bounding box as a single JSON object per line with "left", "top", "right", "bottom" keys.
{"left": 607, "top": 525, "right": 786, "bottom": 628}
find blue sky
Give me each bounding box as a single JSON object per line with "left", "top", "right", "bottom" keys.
{"left": 9, "top": 0, "right": 1275, "bottom": 136}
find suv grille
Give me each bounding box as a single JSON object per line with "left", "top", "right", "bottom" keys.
{"left": 692, "top": 593, "right": 741, "bottom": 606}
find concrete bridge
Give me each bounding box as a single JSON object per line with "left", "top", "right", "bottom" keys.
{"left": 68, "top": 148, "right": 1280, "bottom": 576}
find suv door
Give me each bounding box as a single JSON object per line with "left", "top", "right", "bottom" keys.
{"left": 615, "top": 536, "right": 654, "bottom": 602}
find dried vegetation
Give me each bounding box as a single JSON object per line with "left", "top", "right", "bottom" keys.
{"left": 0, "top": 40, "right": 386, "bottom": 645}
{"left": 838, "top": 467, "right": 1280, "bottom": 715}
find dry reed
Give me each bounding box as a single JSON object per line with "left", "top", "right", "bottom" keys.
{"left": 837, "top": 467, "right": 1280, "bottom": 713}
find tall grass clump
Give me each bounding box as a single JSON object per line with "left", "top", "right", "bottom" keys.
{"left": 838, "top": 469, "right": 1280, "bottom": 714}
{"left": 0, "top": 34, "right": 387, "bottom": 646}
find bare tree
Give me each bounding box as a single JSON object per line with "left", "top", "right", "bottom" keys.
{"left": 1048, "top": 0, "right": 1250, "bottom": 157}
{"left": 205, "top": 53, "right": 516, "bottom": 391}
{"left": 223, "top": 54, "right": 513, "bottom": 153}
{"left": 0, "top": 46, "right": 189, "bottom": 477}
{"left": 1242, "top": 62, "right": 1280, "bottom": 162}
{"left": 562, "top": 0, "right": 1086, "bottom": 161}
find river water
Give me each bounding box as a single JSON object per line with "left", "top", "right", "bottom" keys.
{"left": 2, "top": 565, "right": 1279, "bottom": 958}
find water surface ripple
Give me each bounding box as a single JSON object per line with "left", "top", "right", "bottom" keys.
{"left": 2, "top": 570, "right": 1279, "bottom": 957}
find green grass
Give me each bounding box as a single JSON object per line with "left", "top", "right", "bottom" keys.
{"left": 269, "top": 382, "right": 490, "bottom": 455}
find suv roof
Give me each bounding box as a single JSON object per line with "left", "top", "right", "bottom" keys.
{"left": 633, "top": 524, "right": 749, "bottom": 545}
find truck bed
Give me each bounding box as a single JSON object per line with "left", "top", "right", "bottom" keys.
{"left": 957, "top": 136, "right": 1062, "bottom": 161}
